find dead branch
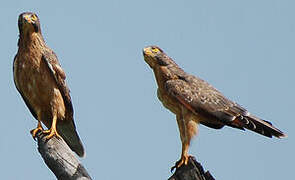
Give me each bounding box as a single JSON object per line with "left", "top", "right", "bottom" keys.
{"left": 35, "top": 132, "right": 92, "bottom": 180}
{"left": 168, "top": 157, "right": 215, "bottom": 180}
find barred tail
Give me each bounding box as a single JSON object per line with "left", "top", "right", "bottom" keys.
{"left": 231, "top": 114, "right": 287, "bottom": 138}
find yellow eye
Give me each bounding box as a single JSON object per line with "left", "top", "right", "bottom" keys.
{"left": 151, "top": 48, "right": 159, "bottom": 53}
{"left": 31, "top": 14, "right": 37, "bottom": 21}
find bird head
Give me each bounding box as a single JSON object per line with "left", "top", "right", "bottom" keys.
{"left": 143, "top": 46, "right": 173, "bottom": 69}
{"left": 18, "top": 12, "right": 41, "bottom": 35}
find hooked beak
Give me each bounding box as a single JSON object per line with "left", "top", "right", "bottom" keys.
{"left": 23, "top": 14, "right": 33, "bottom": 24}
{"left": 143, "top": 47, "right": 153, "bottom": 57}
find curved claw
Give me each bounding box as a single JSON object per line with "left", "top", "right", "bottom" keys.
{"left": 30, "top": 121, "right": 44, "bottom": 140}
{"left": 171, "top": 164, "right": 177, "bottom": 173}
{"left": 42, "top": 114, "right": 61, "bottom": 140}
{"left": 43, "top": 128, "right": 62, "bottom": 140}
{"left": 170, "top": 155, "right": 191, "bottom": 172}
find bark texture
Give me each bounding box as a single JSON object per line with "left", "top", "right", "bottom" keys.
{"left": 36, "top": 132, "right": 92, "bottom": 180}
{"left": 168, "top": 157, "right": 215, "bottom": 180}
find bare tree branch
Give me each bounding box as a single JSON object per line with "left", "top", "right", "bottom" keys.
{"left": 168, "top": 157, "right": 215, "bottom": 180}
{"left": 35, "top": 132, "right": 92, "bottom": 180}
{"left": 34, "top": 131, "right": 214, "bottom": 180}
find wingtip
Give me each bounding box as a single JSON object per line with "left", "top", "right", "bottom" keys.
{"left": 278, "top": 133, "right": 288, "bottom": 139}
{"left": 77, "top": 150, "right": 86, "bottom": 158}
{"left": 73, "top": 141, "right": 85, "bottom": 158}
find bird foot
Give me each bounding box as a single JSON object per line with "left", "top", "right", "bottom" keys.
{"left": 42, "top": 128, "right": 62, "bottom": 140}
{"left": 171, "top": 154, "right": 191, "bottom": 172}
{"left": 30, "top": 126, "right": 44, "bottom": 140}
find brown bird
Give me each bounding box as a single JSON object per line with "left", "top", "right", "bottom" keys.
{"left": 143, "top": 45, "right": 286, "bottom": 170}
{"left": 13, "top": 12, "right": 84, "bottom": 157}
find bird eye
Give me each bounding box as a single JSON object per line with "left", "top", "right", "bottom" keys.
{"left": 31, "top": 14, "right": 37, "bottom": 21}
{"left": 151, "top": 47, "right": 159, "bottom": 53}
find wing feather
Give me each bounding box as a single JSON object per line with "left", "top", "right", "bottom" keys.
{"left": 165, "top": 74, "right": 247, "bottom": 125}
{"left": 164, "top": 73, "right": 286, "bottom": 138}
{"left": 41, "top": 50, "right": 74, "bottom": 122}
{"left": 42, "top": 50, "right": 85, "bottom": 156}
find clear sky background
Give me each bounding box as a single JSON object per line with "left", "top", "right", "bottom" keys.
{"left": 0, "top": 0, "right": 294, "bottom": 179}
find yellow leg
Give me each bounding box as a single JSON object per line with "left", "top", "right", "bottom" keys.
{"left": 172, "top": 111, "right": 194, "bottom": 171}
{"left": 178, "top": 142, "right": 190, "bottom": 167}
{"left": 30, "top": 120, "right": 43, "bottom": 139}
{"left": 171, "top": 142, "right": 191, "bottom": 172}
{"left": 43, "top": 114, "right": 62, "bottom": 140}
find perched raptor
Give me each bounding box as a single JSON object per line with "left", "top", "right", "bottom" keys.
{"left": 143, "top": 46, "right": 286, "bottom": 169}
{"left": 13, "top": 12, "right": 84, "bottom": 157}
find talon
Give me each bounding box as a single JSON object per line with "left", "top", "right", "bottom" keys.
{"left": 30, "top": 127, "right": 43, "bottom": 140}
{"left": 184, "top": 155, "right": 189, "bottom": 165}
{"left": 30, "top": 121, "right": 43, "bottom": 140}
{"left": 42, "top": 114, "right": 61, "bottom": 140}
{"left": 171, "top": 155, "right": 191, "bottom": 172}
{"left": 171, "top": 164, "right": 177, "bottom": 172}
{"left": 43, "top": 128, "right": 62, "bottom": 140}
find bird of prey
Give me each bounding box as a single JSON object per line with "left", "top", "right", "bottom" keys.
{"left": 13, "top": 12, "right": 84, "bottom": 157}
{"left": 143, "top": 45, "right": 286, "bottom": 169}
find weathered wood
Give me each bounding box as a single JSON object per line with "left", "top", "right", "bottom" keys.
{"left": 35, "top": 132, "right": 92, "bottom": 180}
{"left": 168, "top": 157, "right": 215, "bottom": 180}
{"left": 35, "top": 130, "right": 213, "bottom": 180}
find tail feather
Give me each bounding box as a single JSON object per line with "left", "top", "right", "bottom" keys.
{"left": 57, "top": 121, "right": 85, "bottom": 157}
{"left": 231, "top": 114, "right": 287, "bottom": 138}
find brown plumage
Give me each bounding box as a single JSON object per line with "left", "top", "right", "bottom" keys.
{"left": 143, "top": 45, "right": 286, "bottom": 169}
{"left": 13, "top": 12, "right": 84, "bottom": 157}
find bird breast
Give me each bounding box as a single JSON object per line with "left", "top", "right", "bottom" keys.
{"left": 14, "top": 53, "right": 65, "bottom": 121}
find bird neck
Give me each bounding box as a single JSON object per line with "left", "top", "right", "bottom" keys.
{"left": 18, "top": 32, "right": 46, "bottom": 51}
{"left": 154, "top": 65, "right": 179, "bottom": 88}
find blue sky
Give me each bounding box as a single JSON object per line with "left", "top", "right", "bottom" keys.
{"left": 1, "top": 0, "right": 294, "bottom": 179}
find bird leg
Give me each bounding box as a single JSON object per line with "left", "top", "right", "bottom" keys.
{"left": 171, "top": 113, "right": 191, "bottom": 171}
{"left": 180, "top": 142, "right": 190, "bottom": 165}
{"left": 42, "top": 114, "right": 62, "bottom": 140}
{"left": 173, "top": 142, "right": 191, "bottom": 170}
{"left": 171, "top": 142, "right": 191, "bottom": 172}
{"left": 30, "top": 120, "right": 44, "bottom": 140}
{"left": 172, "top": 112, "right": 197, "bottom": 172}
{"left": 177, "top": 120, "right": 197, "bottom": 167}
